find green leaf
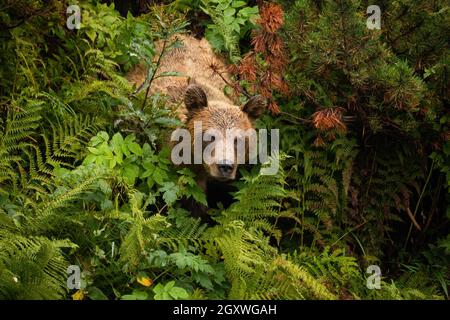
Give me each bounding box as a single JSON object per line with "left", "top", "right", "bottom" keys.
{"left": 154, "top": 117, "right": 183, "bottom": 127}
{"left": 114, "top": 149, "right": 123, "bottom": 164}
{"left": 239, "top": 6, "right": 259, "bottom": 17}
{"left": 109, "top": 158, "right": 117, "bottom": 169}
{"left": 165, "top": 280, "right": 175, "bottom": 291}
{"left": 224, "top": 7, "right": 236, "bottom": 17}
{"left": 121, "top": 290, "right": 149, "bottom": 300}
{"left": 205, "top": 29, "right": 225, "bottom": 52}
{"left": 232, "top": 1, "right": 246, "bottom": 8}
{"left": 444, "top": 142, "right": 450, "bottom": 156}
{"left": 153, "top": 283, "right": 164, "bottom": 295}
{"left": 128, "top": 142, "right": 143, "bottom": 156}
{"left": 83, "top": 154, "right": 96, "bottom": 164}
{"left": 87, "top": 147, "right": 102, "bottom": 155}
{"left": 161, "top": 182, "right": 179, "bottom": 205}
{"left": 156, "top": 71, "right": 183, "bottom": 78}
{"left": 153, "top": 283, "right": 169, "bottom": 300}
{"left": 98, "top": 131, "right": 109, "bottom": 142}
{"left": 169, "top": 287, "right": 189, "bottom": 299}
{"left": 86, "top": 29, "right": 97, "bottom": 42}
{"left": 121, "top": 142, "right": 130, "bottom": 157}
{"left": 142, "top": 143, "right": 152, "bottom": 156}
{"left": 123, "top": 164, "right": 140, "bottom": 185}
{"left": 141, "top": 169, "right": 154, "bottom": 179}
{"left": 87, "top": 286, "right": 108, "bottom": 300}
{"left": 111, "top": 132, "right": 123, "bottom": 147}
{"left": 153, "top": 281, "right": 188, "bottom": 300}
{"left": 193, "top": 273, "right": 214, "bottom": 290}
{"left": 223, "top": 14, "right": 235, "bottom": 25}
{"left": 189, "top": 186, "right": 208, "bottom": 206}
{"left": 90, "top": 135, "right": 103, "bottom": 147}
{"left": 101, "top": 199, "right": 113, "bottom": 210}
{"left": 163, "top": 188, "right": 178, "bottom": 205}
{"left": 153, "top": 167, "right": 168, "bottom": 185}
{"left": 124, "top": 134, "right": 135, "bottom": 144}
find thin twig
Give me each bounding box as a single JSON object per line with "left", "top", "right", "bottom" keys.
{"left": 279, "top": 111, "right": 310, "bottom": 123}
{"left": 142, "top": 38, "right": 168, "bottom": 109}
{"left": 405, "top": 207, "right": 422, "bottom": 231}
{"left": 404, "top": 159, "right": 434, "bottom": 249}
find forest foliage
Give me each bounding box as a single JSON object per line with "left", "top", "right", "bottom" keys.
{"left": 0, "top": 0, "right": 448, "bottom": 300}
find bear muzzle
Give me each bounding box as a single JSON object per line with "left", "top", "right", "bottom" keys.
{"left": 209, "top": 160, "right": 237, "bottom": 181}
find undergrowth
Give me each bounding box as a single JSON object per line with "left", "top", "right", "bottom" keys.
{"left": 0, "top": 0, "right": 448, "bottom": 300}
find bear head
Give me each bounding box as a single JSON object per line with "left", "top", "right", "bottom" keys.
{"left": 184, "top": 84, "right": 266, "bottom": 181}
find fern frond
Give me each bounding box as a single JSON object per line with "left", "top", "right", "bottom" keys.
{"left": 0, "top": 229, "right": 76, "bottom": 300}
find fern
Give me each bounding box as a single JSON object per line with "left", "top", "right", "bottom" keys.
{"left": 200, "top": 0, "right": 259, "bottom": 63}
{"left": 205, "top": 221, "right": 337, "bottom": 299}
{"left": 217, "top": 154, "right": 287, "bottom": 241}
{"left": 0, "top": 221, "right": 76, "bottom": 300}
{"left": 199, "top": 156, "right": 337, "bottom": 299}
{"left": 119, "top": 190, "right": 171, "bottom": 267}
{"left": 346, "top": 144, "right": 425, "bottom": 258}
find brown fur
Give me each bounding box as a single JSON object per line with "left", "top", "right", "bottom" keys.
{"left": 126, "top": 34, "right": 234, "bottom": 120}
{"left": 127, "top": 34, "right": 266, "bottom": 215}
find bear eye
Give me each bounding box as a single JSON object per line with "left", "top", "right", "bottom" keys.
{"left": 203, "top": 132, "right": 216, "bottom": 142}
{"left": 203, "top": 134, "right": 216, "bottom": 147}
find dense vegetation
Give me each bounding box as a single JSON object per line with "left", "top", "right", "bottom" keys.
{"left": 0, "top": 0, "right": 448, "bottom": 300}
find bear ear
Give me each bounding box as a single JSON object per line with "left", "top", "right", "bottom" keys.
{"left": 184, "top": 85, "right": 207, "bottom": 112}
{"left": 242, "top": 95, "right": 266, "bottom": 120}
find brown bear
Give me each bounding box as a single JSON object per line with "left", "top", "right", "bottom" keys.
{"left": 127, "top": 34, "right": 266, "bottom": 215}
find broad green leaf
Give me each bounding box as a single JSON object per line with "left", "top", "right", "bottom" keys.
{"left": 87, "top": 146, "right": 102, "bottom": 155}
{"left": 224, "top": 7, "right": 236, "bottom": 17}
{"left": 109, "top": 158, "right": 117, "bottom": 169}
{"left": 121, "top": 290, "right": 148, "bottom": 300}
{"left": 86, "top": 29, "right": 97, "bottom": 42}
{"left": 128, "top": 142, "right": 143, "bottom": 156}
{"left": 121, "top": 142, "right": 130, "bottom": 157}
{"left": 98, "top": 131, "right": 109, "bottom": 142}
{"left": 87, "top": 286, "right": 108, "bottom": 300}
{"left": 239, "top": 6, "right": 259, "bottom": 17}
{"left": 232, "top": 1, "right": 246, "bottom": 8}
{"left": 169, "top": 287, "right": 189, "bottom": 299}
{"left": 189, "top": 186, "right": 208, "bottom": 206}
{"left": 83, "top": 154, "right": 96, "bottom": 164}
{"left": 90, "top": 135, "right": 103, "bottom": 147}
{"left": 123, "top": 164, "right": 139, "bottom": 185}
{"left": 111, "top": 132, "right": 123, "bottom": 147}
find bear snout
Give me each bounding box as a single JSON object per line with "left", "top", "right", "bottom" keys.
{"left": 207, "top": 160, "right": 237, "bottom": 181}
{"left": 218, "top": 162, "right": 234, "bottom": 175}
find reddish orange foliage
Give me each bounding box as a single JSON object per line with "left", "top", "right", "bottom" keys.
{"left": 258, "top": 2, "right": 284, "bottom": 33}
{"left": 312, "top": 108, "right": 347, "bottom": 134}
{"left": 231, "top": 1, "right": 289, "bottom": 114}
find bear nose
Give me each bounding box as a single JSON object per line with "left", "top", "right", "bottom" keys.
{"left": 218, "top": 162, "right": 234, "bottom": 175}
